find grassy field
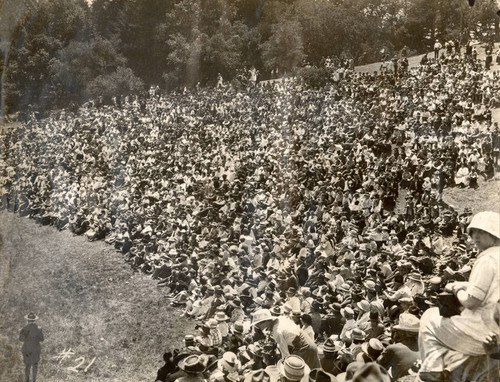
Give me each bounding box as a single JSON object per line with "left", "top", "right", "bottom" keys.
{"left": 0, "top": 212, "right": 193, "bottom": 381}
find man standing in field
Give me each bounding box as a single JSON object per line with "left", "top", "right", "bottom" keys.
{"left": 19, "top": 313, "right": 44, "bottom": 382}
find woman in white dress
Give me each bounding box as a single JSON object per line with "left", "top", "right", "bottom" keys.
{"left": 418, "top": 211, "right": 500, "bottom": 381}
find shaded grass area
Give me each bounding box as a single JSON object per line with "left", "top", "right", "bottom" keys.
{"left": 0, "top": 212, "right": 193, "bottom": 381}
{"left": 443, "top": 177, "right": 500, "bottom": 214}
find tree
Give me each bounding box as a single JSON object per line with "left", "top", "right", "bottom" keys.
{"left": 49, "top": 36, "right": 131, "bottom": 107}
{"left": 4, "top": 0, "right": 89, "bottom": 113}
{"left": 260, "top": 18, "right": 304, "bottom": 74}
{"left": 163, "top": 0, "right": 249, "bottom": 88}
{"left": 86, "top": 66, "right": 143, "bottom": 102}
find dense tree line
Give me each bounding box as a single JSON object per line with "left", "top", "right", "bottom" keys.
{"left": 2, "top": 0, "right": 499, "bottom": 114}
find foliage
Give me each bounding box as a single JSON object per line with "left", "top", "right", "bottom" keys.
{"left": 298, "top": 65, "right": 331, "bottom": 88}
{"left": 3, "top": 0, "right": 499, "bottom": 114}
{"left": 260, "top": 18, "right": 304, "bottom": 74}
{"left": 86, "top": 66, "right": 144, "bottom": 102}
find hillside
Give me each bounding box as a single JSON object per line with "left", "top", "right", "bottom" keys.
{"left": 0, "top": 211, "right": 192, "bottom": 381}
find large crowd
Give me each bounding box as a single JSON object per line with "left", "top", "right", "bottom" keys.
{"left": 1, "top": 45, "right": 500, "bottom": 382}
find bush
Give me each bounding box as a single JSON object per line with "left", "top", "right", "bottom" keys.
{"left": 298, "top": 65, "right": 331, "bottom": 88}
{"left": 86, "top": 67, "right": 144, "bottom": 104}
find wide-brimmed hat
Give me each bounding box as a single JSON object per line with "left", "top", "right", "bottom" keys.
{"left": 356, "top": 300, "right": 370, "bottom": 313}
{"left": 218, "top": 351, "right": 240, "bottom": 373}
{"left": 393, "top": 313, "right": 420, "bottom": 332}
{"left": 270, "top": 306, "right": 282, "bottom": 316}
{"left": 308, "top": 368, "right": 338, "bottom": 382}
{"left": 251, "top": 309, "right": 279, "bottom": 326}
{"left": 363, "top": 280, "right": 376, "bottom": 291}
{"left": 336, "top": 362, "right": 364, "bottom": 382}
{"left": 25, "top": 313, "right": 38, "bottom": 321}
{"left": 346, "top": 328, "right": 366, "bottom": 341}
{"left": 352, "top": 363, "right": 390, "bottom": 382}
{"left": 215, "top": 311, "right": 229, "bottom": 322}
{"left": 429, "top": 276, "right": 442, "bottom": 286}
{"left": 407, "top": 273, "right": 423, "bottom": 283}
{"left": 322, "top": 338, "right": 342, "bottom": 353}
{"left": 325, "top": 302, "right": 339, "bottom": 313}
{"left": 233, "top": 321, "right": 244, "bottom": 334}
{"left": 340, "top": 307, "right": 354, "bottom": 318}
{"left": 338, "top": 283, "right": 351, "bottom": 293}
{"left": 286, "top": 287, "right": 297, "bottom": 294}
{"left": 247, "top": 343, "right": 263, "bottom": 358}
{"left": 467, "top": 211, "right": 500, "bottom": 239}
{"left": 361, "top": 338, "right": 384, "bottom": 360}
{"left": 206, "top": 318, "right": 218, "bottom": 329}
{"left": 277, "top": 355, "right": 310, "bottom": 381}
{"left": 291, "top": 310, "right": 302, "bottom": 318}
{"left": 398, "top": 297, "right": 413, "bottom": 304}
{"left": 244, "top": 370, "right": 272, "bottom": 382}
{"left": 178, "top": 355, "right": 206, "bottom": 373}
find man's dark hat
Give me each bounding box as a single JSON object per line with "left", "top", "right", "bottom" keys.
{"left": 309, "top": 368, "right": 338, "bottom": 382}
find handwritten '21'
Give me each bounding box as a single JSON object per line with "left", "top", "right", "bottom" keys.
{"left": 53, "top": 348, "right": 96, "bottom": 373}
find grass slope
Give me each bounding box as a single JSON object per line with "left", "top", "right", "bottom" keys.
{"left": 0, "top": 212, "right": 193, "bottom": 382}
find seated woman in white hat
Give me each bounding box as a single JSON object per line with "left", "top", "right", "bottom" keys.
{"left": 419, "top": 211, "right": 500, "bottom": 381}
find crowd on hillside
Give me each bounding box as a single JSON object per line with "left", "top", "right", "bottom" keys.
{"left": 1, "top": 45, "right": 500, "bottom": 381}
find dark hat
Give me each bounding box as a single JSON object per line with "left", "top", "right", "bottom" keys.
{"left": 270, "top": 306, "right": 282, "bottom": 316}
{"left": 351, "top": 286, "right": 363, "bottom": 296}
{"left": 309, "top": 369, "right": 338, "bottom": 382}
{"left": 244, "top": 370, "right": 271, "bottom": 382}
{"left": 352, "top": 363, "right": 390, "bottom": 382}
{"left": 291, "top": 310, "right": 302, "bottom": 318}
{"left": 311, "top": 300, "right": 322, "bottom": 311}
{"left": 233, "top": 322, "right": 244, "bottom": 334}
{"left": 25, "top": 312, "right": 38, "bottom": 322}
{"left": 178, "top": 355, "right": 206, "bottom": 373}
{"left": 329, "top": 303, "right": 342, "bottom": 312}
{"left": 337, "top": 362, "right": 364, "bottom": 382}
{"left": 394, "top": 274, "right": 404, "bottom": 284}
{"left": 184, "top": 334, "right": 195, "bottom": 345}
{"left": 248, "top": 343, "right": 264, "bottom": 358}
